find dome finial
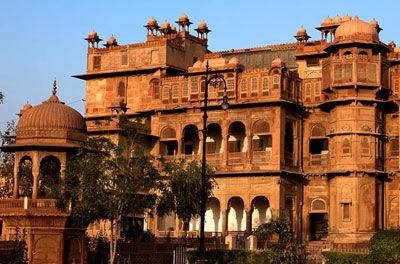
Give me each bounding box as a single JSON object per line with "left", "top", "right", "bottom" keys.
{"left": 53, "top": 78, "right": 57, "bottom": 95}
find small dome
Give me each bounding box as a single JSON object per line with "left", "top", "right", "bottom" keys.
{"left": 297, "top": 27, "right": 307, "bottom": 35}
{"left": 147, "top": 17, "right": 158, "bottom": 26}
{"left": 16, "top": 88, "right": 87, "bottom": 146}
{"left": 170, "top": 25, "right": 176, "bottom": 31}
{"left": 88, "top": 30, "right": 98, "bottom": 38}
{"left": 22, "top": 103, "right": 32, "bottom": 111}
{"left": 198, "top": 21, "right": 208, "bottom": 30}
{"left": 335, "top": 16, "right": 379, "bottom": 43}
{"left": 160, "top": 20, "right": 170, "bottom": 29}
{"left": 321, "top": 16, "right": 333, "bottom": 26}
{"left": 370, "top": 18, "right": 378, "bottom": 27}
{"left": 107, "top": 35, "right": 117, "bottom": 45}
{"left": 342, "top": 14, "right": 352, "bottom": 21}
{"left": 179, "top": 13, "right": 189, "bottom": 22}
{"left": 333, "top": 15, "right": 342, "bottom": 23}
{"left": 271, "top": 57, "right": 285, "bottom": 68}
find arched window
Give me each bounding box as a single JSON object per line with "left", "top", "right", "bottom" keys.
{"left": 182, "top": 125, "right": 199, "bottom": 155}
{"left": 311, "top": 125, "right": 325, "bottom": 137}
{"left": 361, "top": 137, "right": 370, "bottom": 155}
{"left": 311, "top": 199, "right": 327, "bottom": 212}
{"left": 252, "top": 121, "right": 272, "bottom": 152}
{"left": 343, "top": 51, "right": 353, "bottom": 58}
{"left": 342, "top": 138, "right": 351, "bottom": 154}
{"left": 18, "top": 157, "right": 33, "bottom": 197}
{"left": 39, "top": 156, "right": 61, "bottom": 198}
{"left": 273, "top": 70, "right": 280, "bottom": 89}
{"left": 358, "top": 51, "right": 368, "bottom": 57}
{"left": 206, "top": 123, "right": 222, "bottom": 154}
{"left": 309, "top": 125, "right": 328, "bottom": 156}
{"left": 160, "top": 127, "right": 177, "bottom": 156}
{"left": 228, "top": 122, "right": 246, "bottom": 153}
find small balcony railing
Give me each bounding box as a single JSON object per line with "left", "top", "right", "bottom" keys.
{"left": 310, "top": 154, "right": 328, "bottom": 166}
{"left": 206, "top": 153, "right": 223, "bottom": 165}
{"left": 0, "top": 198, "right": 62, "bottom": 215}
{"left": 252, "top": 151, "right": 272, "bottom": 164}
{"left": 228, "top": 152, "right": 246, "bottom": 164}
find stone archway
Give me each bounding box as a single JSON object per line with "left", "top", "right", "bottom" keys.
{"left": 227, "top": 197, "right": 246, "bottom": 232}
{"left": 251, "top": 196, "right": 272, "bottom": 230}
{"left": 38, "top": 155, "right": 61, "bottom": 198}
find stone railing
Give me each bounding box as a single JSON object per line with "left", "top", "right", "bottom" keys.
{"left": 228, "top": 152, "right": 246, "bottom": 164}
{"left": 0, "top": 198, "right": 61, "bottom": 215}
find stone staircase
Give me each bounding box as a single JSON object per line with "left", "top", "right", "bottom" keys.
{"left": 305, "top": 241, "right": 332, "bottom": 263}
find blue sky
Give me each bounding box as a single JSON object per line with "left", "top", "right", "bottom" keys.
{"left": 0, "top": 0, "right": 399, "bottom": 130}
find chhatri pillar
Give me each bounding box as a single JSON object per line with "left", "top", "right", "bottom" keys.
{"left": 0, "top": 81, "right": 87, "bottom": 264}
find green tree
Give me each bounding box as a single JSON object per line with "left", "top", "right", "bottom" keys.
{"left": 0, "top": 120, "right": 16, "bottom": 198}
{"left": 0, "top": 92, "right": 4, "bottom": 104}
{"left": 57, "top": 116, "right": 161, "bottom": 264}
{"left": 157, "top": 158, "right": 216, "bottom": 238}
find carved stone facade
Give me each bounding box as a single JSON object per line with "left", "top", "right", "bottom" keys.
{"left": 72, "top": 15, "right": 400, "bottom": 245}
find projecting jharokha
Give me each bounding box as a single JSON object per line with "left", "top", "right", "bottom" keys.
{"left": 1, "top": 13, "right": 400, "bottom": 263}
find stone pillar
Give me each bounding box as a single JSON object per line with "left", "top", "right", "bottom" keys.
{"left": 222, "top": 136, "right": 228, "bottom": 166}
{"left": 222, "top": 209, "right": 229, "bottom": 237}
{"left": 246, "top": 235, "right": 257, "bottom": 250}
{"left": 32, "top": 163, "right": 40, "bottom": 199}
{"left": 246, "top": 209, "right": 252, "bottom": 234}
{"left": 225, "top": 234, "right": 236, "bottom": 249}
{"left": 247, "top": 132, "right": 252, "bottom": 163}
{"left": 60, "top": 163, "right": 66, "bottom": 180}
{"left": 13, "top": 161, "right": 19, "bottom": 198}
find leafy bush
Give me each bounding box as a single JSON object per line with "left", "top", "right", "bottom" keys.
{"left": 322, "top": 251, "right": 371, "bottom": 264}
{"left": 370, "top": 228, "right": 400, "bottom": 263}
{"left": 254, "top": 216, "right": 305, "bottom": 263}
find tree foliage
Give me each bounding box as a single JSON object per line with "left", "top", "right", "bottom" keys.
{"left": 56, "top": 115, "right": 161, "bottom": 264}
{"left": 0, "top": 121, "right": 16, "bottom": 198}
{"left": 254, "top": 216, "right": 305, "bottom": 264}
{"left": 0, "top": 92, "right": 3, "bottom": 104}
{"left": 157, "top": 158, "right": 215, "bottom": 233}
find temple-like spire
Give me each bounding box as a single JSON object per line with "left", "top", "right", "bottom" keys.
{"left": 53, "top": 79, "right": 57, "bottom": 95}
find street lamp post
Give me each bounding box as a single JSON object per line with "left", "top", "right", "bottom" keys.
{"left": 199, "top": 61, "right": 228, "bottom": 252}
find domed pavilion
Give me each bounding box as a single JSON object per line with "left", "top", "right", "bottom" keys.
{"left": 0, "top": 80, "right": 87, "bottom": 264}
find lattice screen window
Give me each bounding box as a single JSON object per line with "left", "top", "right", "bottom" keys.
{"left": 172, "top": 85, "right": 179, "bottom": 99}
{"left": 162, "top": 85, "right": 170, "bottom": 99}
{"left": 241, "top": 78, "right": 247, "bottom": 92}
{"left": 251, "top": 77, "right": 258, "bottom": 92}
{"left": 273, "top": 74, "right": 280, "bottom": 89}
{"left": 305, "top": 83, "right": 311, "bottom": 102}
{"left": 262, "top": 77, "right": 269, "bottom": 96}
{"left": 93, "top": 56, "right": 101, "bottom": 70}
{"left": 314, "top": 82, "right": 321, "bottom": 101}
{"left": 121, "top": 51, "right": 128, "bottom": 66}
{"left": 190, "top": 77, "right": 198, "bottom": 93}
{"left": 227, "top": 79, "right": 235, "bottom": 90}
{"left": 182, "top": 84, "right": 188, "bottom": 98}
{"left": 151, "top": 79, "right": 160, "bottom": 99}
